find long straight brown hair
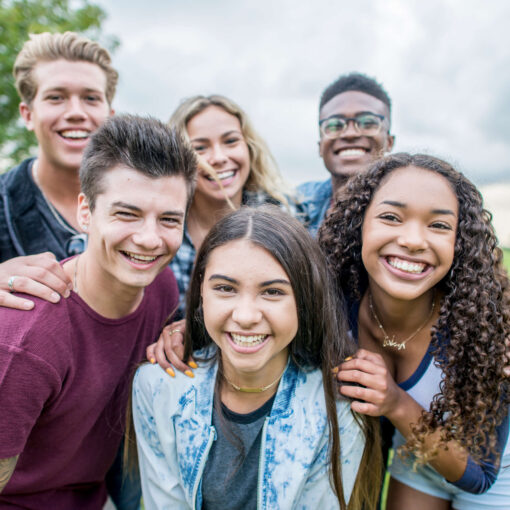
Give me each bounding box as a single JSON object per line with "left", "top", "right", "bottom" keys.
{"left": 183, "top": 205, "right": 382, "bottom": 509}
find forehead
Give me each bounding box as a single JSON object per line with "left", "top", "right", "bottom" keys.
{"left": 95, "top": 165, "right": 188, "bottom": 210}
{"left": 33, "top": 59, "right": 108, "bottom": 95}
{"left": 186, "top": 105, "right": 241, "bottom": 138}
{"left": 205, "top": 240, "right": 288, "bottom": 278}
{"left": 319, "top": 90, "right": 389, "bottom": 120}
{"left": 373, "top": 166, "right": 458, "bottom": 211}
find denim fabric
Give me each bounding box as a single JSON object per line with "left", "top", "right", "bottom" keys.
{"left": 297, "top": 178, "right": 333, "bottom": 237}
{"left": 133, "top": 350, "right": 365, "bottom": 509}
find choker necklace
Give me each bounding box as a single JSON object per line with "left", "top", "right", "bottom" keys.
{"left": 368, "top": 291, "right": 436, "bottom": 351}
{"left": 224, "top": 366, "right": 286, "bottom": 393}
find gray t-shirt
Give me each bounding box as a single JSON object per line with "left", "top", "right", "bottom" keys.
{"left": 201, "top": 395, "right": 275, "bottom": 510}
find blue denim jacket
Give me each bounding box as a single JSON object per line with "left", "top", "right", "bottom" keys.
{"left": 133, "top": 353, "right": 365, "bottom": 509}
{"left": 297, "top": 178, "right": 333, "bottom": 238}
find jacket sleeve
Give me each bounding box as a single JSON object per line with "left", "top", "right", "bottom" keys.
{"left": 451, "top": 413, "right": 509, "bottom": 494}
{"left": 132, "top": 367, "right": 191, "bottom": 510}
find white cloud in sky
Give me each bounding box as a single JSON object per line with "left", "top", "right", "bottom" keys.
{"left": 99, "top": 0, "right": 510, "bottom": 185}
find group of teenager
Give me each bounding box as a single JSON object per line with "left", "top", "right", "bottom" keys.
{"left": 0, "top": 31, "right": 508, "bottom": 510}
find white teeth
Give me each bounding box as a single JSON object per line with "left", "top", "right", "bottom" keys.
{"left": 206, "top": 170, "right": 235, "bottom": 181}
{"left": 60, "top": 130, "right": 89, "bottom": 139}
{"left": 123, "top": 251, "right": 158, "bottom": 263}
{"left": 388, "top": 257, "right": 426, "bottom": 274}
{"left": 231, "top": 333, "right": 267, "bottom": 346}
{"left": 339, "top": 148, "right": 366, "bottom": 156}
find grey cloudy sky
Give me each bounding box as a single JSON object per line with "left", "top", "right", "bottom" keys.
{"left": 98, "top": 0, "right": 510, "bottom": 186}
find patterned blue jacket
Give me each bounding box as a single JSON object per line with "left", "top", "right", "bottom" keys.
{"left": 297, "top": 178, "right": 333, "bottom": 238}
{"left": 133, "top": 352, "right": 365, "bottom": 509}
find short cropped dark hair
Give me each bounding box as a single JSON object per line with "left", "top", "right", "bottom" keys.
{"left": 319, "top": 72, "right": 392, "bottom": 116}
{"left": 80, "top": 115, "right": 197, "bottom": 210}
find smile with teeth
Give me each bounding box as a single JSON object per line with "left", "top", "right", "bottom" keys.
{"left": 387, "top": 257, "right": 427, "bottom": 274}
{"left": 336, "top": 148, "right": 367, "bottom": 156}
{"left": 205, "top": 170, "right": 236, "bottom": 181}
{"left": 230, "top": 332, "right": 268, "bottom": 347}
{"left": 121, "top": 251, "right": 159, "bottom": 263}
{"left": 60, "top": 129, "right": 90, "bottom": 140}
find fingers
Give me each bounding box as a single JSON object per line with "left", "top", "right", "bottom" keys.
{"left": 150, "top": 322, "right": 195, "bottom": 378}
{"left": 0, "top": 289, "right": 35, "bottom": 310}
{"left": 0, "top": 253, "right": 72, "bottom": 307}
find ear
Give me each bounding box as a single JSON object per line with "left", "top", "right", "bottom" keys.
{"left": 19, "top": 103, "right": 34, "bottom": 131}
{"left": 386, "top": 133, "right": 395, "bottom": 153}
{"left": 318, "top": 138, "right": 324, "bottom": 158}
{"left": 77, "top": 193, "right": 91, "bottom": 232}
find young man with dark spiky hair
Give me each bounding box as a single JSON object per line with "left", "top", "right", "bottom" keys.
{"left": 0, "top": 115, "right": 196, "bottom": 509}
{"left": 299, "top": 72, "right": 395, "bottom": 236}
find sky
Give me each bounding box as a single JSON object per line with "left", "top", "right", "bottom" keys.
{"left": 97, "top": 0, "right": 510, "bottom": 187}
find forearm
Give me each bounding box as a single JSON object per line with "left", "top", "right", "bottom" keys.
{"left": 388, "top": 392, "right": 468, "bottom": 482}
{"left": 0, "top": 455, "right": 19, "bottom": 493}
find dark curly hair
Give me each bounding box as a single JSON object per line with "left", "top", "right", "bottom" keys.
{"left": 319, "top": 152, "right": 510, "bottom": 465}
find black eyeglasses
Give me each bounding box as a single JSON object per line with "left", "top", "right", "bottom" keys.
{"left": 319, "top": 113, "right": 385, "bottom": 139}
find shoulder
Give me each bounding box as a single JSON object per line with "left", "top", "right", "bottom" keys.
{"left": 145, "top": 267, "right": 179, "bottom": 302}
{"left": 297, "top": 178, "right": 333, "bottom": 201}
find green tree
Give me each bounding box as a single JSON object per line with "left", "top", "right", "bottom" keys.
{"left": 0, "top": 0, "right": 117, "bottom": 170}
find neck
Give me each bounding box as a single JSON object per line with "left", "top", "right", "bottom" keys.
{"left": 219, "top": 351, "right": 288, "bottom": 413}
{"left": 330, "top": 174, "right": 349, "bottom": 195}
{"left": 367, "top": 284, "right": 437, "bottom": 335}
{"left": 187, "top": 195, "right": 238, "bottom": 250}
{"left": 64, "top": 253, "right": 145, "bottom": 319}
{"left": 33, "top": 156, "right": 81, "bottom": 230}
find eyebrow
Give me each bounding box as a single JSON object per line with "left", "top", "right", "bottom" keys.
{"left": 380, "top": 200, "right": 456, "bottom": 216}
{"left": 208, "top": 274, "right": 291, "bottom": 287}
{"left": 190, "top": 130, "right": 242, "bottom": 143}
{"left": 42, "top": 86, "right": 104, "bottom": 94}
{"left": 111, "top": 201, "right": 184, "bottom": 217}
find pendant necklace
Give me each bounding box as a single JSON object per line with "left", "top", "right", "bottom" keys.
{"left": 368, "top": 291, "right": 436, "bottom": 351}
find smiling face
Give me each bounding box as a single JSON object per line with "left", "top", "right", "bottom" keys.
{"left": 186, "top": 105, "right": 251, "bottom": 206}
{"left": 319, "top": 90, "right": 394, "bottom": 185}
{"left": 201, "top": 239, "right": 298, "bottom": 385}
{"left": 361, "top": 166, "right": 458, "bottom": 302}
{"left": 78, "top": 165, "right": 188, "bottom": 292}
{"left": 20, "top": 59, "right": 113, "bottom": 173}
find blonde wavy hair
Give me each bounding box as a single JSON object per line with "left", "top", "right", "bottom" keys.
{"left": 14, "top": 31, "right": 118, "bottom": 106}
{"left": 169, "top": 95, "right": 291, "bottom": 208}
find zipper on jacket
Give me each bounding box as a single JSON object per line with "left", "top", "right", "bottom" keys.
{"left": 257, "top": 417, "right": 270, "bottom": 510}
{"left": 192, "top": 426, "right": 216, "bottom": 509}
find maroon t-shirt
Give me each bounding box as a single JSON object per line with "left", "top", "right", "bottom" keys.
{"left": 0, "top": 267, "right": 178, "bottom": 509}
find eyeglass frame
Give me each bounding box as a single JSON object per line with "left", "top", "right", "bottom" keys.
{"left": 318, "top": 112, "right": 386, "bottom": 139}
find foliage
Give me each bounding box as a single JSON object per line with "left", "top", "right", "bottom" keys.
{"left": 0, "top": 0, "right": 117, "bottom": 169}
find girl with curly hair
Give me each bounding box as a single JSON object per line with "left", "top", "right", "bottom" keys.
{"left": 319, "top": 153, "right": 510, "bottom": 509}
{"left": 132, "top": 206, "right": 382, "bottom": 510}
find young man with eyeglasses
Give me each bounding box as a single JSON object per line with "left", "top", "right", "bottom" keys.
{"left": 298, "top": 72, "right": 395, "bottom": 236}
{"left": 0, "top": 32, "right": 116, "bottom": 311}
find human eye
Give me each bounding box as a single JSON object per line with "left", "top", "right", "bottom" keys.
{"left": 224, "top": 136, "right": 241, "bottom": 145}
{"left": 213, "top": 284, "right": 236, "bottom": 294}
{"left": 85, "top": 94, "right": 101, "bottom": 103}
{"left": 377, "top": 212, "right": 400, "bottom": 222}
{"left": 322, "top": 117, "right": 345, "bottom": 135}
{"left": 115, "top": 210, "right": 137, "bottom": 219}
{"left": 262, "top": 287, "right": 286, "bottom": 298}
{"left": 192, "top": 144, "right": 207, "bottom": 153}
{"left": 430, "top": 221, "right": 453, "bottom": 231}
{"left": 161, "top": 216, "right": 182, "bottom": 227}
{"left": 45, "top": 93, "right": 63, "bottom": 102}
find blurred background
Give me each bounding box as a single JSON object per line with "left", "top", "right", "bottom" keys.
{"left": 1, "top": 0, "right": 509, "bottom": 249}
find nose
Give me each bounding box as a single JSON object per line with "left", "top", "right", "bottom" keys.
{"left": 63, "top": 96, "right": 87, "bottom": 120}
{"left": 397, "top": 221, "right": 428, "bottom": 252}
{"left": 208, "top": 143, "right": 228, "bottom": 166}
{"left": 231, "top": 295, "right": 263, "bottom": 328}
{"left": 131, "top": 221, "right": 163, "bottom": 251}
{"left": 340, "top": 119, "right": 360, "bottom": 138}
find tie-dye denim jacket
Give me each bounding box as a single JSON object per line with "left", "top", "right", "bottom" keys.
{"left": 132, "top": 351, "right": 365, "bottom": 510}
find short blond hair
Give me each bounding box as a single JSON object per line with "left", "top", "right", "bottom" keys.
{"left": 169, "top": 95, "right": 291, "bottom": 207}
{"left": 13, "top": 31, "right": 118, "bottom": 105}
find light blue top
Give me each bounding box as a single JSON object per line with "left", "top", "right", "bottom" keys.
{"left": 297, "top": 178, "right": 333, "bottom": 237}
{"left": 132, "top": 351, "right": 365, "bottom": 510}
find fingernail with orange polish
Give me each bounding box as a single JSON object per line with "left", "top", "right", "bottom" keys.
{"left": 166, "top": 367, "right": 175, "bottom": 378}
{"left": 149, "top": 357, "right": 156, "bottom": 364}
{"left": 331, "top": 366, "right": 339, "bottom": 374}
{"left": 344, "top": 356, "right": 353, "bottom": 362}
{"left": 189, "top": 361, "right": 198, "bottom": 369}
{"left": 184, "top": 370, "right": 195, "bottom": 378}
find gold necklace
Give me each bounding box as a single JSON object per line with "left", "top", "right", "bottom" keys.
{"left": 368, "top": 291, "right": 436, "bottom": 350}
{"left": 223, "top": 365, "right": 286, "bottom": 393}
